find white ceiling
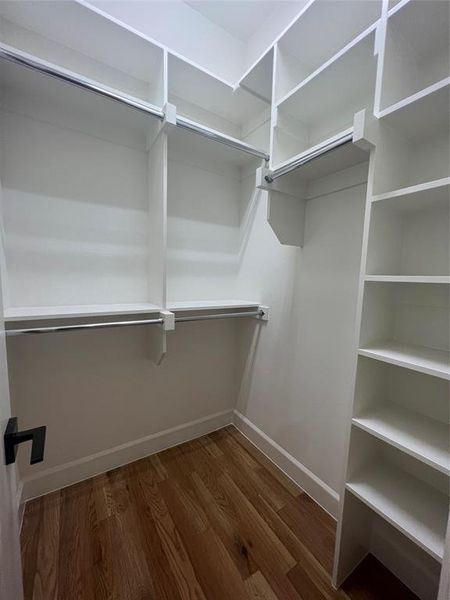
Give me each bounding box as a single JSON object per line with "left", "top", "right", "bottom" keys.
{"left": 185, "top": 1, "right": 288, "bottom": 42}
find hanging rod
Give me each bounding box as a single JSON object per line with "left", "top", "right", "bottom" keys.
{"left": 6, "top": 309, "right": 265, "bottom": 336}
{"left": 6, "top": 317, "right": 164, "bottom": 336}
{"left": 0, "top": 44, "right": 269, "bottom": 162}
{"left": 265, "top": 132, "right": 354, "bottom": 183}
{"left": 0, "top": 44, "right": 165, "bottom": 120}
{"left": 176, "top": 115, "right": 270, "bottom": 161}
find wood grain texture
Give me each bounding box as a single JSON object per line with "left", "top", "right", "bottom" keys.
{"left": 21, "top": 426, "right": 418, "bottom": 599}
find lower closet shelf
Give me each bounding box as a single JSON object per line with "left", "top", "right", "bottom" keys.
{"left": 346, "top": 463, "right": 448, "bottom": 562}
{"left": 352, "top": 406, "right": 450, "bottom": 475}
{"left": 166, "top": 300, "right": 260, "bottom": 312}
{"left": 359, "top": 341, "right": 450, "bottom": 380}
{"left": 4, "top": 303, "right": 162, "bottom": 322}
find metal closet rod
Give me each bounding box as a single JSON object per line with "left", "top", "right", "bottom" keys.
{"left": 6, "top": 309, "right": 264, "bottom": 336}
{"left": 265, "top": 132, "right": 354, "bottom": 183}
{"left": 176, "top": 116, "right": 270, "bottom": 161}
{"left": 0, "top": 44, "right": 269, "bottom": 162}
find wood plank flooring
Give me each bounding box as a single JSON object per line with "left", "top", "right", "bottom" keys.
{"left": 21, "top": 426, "right": 418, "bottom": 599}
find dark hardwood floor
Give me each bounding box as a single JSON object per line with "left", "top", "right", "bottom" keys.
{"left": 21, "top": 425, "right": 417, "bottom": 599}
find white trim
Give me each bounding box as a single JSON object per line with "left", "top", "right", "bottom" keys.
{"left": 20, "top": 409, "right": 233, "bottom": 503}
{"left": 232, "top": 410, "right": 339, "bottom": 519}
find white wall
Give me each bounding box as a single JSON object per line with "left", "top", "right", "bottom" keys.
{"left": 9, "top": 319, "right": 237, "bottom": 480}
{"left": 236, "top": 171, "right": 367, "bottom": 506}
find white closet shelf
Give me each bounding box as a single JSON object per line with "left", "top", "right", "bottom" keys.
{"left": 275, "top": 0, "right": 381, "bottom": 102}
{"left": 371, "top": 177, "right": 450, "bottom": 211}
{"left": 166, "top": 300, "right": 260, "bottom": 312}
{"left": 365, "top": 276, "right": 450, "bottom": 284}
{"left": 271, "top": 129, "right": 368, "bottom": 180}
{"left": 347, "top": 462, "right": 448, "bottom": 562}
{"left": 359, "top": 341, "right": 450, "bottom": 380}
{"left": 276, "top": 24, "right": 377, "bottom": 109}
{"left": 4, "top": 303, "right": 162, "bottom": 322}
{"left": 379, "top": 79, "right": 450, "bottom": 140}
{"left": 352, "top": 406, "right": 450, "bottom": 475}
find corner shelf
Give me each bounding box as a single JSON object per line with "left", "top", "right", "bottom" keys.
{"left": 347, "top": 462, "right": 448, "bottom": 562}
{"left": 359, "top": 341, "right": 450, "bottom": 380}
{"left": 352, "top": 405, "right": 449, "bottom": 474}
{"left": 4, "top": 303, "right": 162, "bottom": 322}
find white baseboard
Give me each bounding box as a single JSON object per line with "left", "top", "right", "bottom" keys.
{"left": 233, "top": 409, "right": 339, "bottom": 518}
{"left": 20, "top": 409, "right": 233, "bottom": 503}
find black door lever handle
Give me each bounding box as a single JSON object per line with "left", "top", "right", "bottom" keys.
{"left": 4, "top": 417, "right": 46, "bottom": 465}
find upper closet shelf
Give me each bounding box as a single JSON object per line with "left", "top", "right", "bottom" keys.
{"left": 0, "top": 0, "right": 165, "bottom": 107}
{"left": 168, "top": 54, "right": 271, "bottom": 154}
{"left": 237, "top": 47, "right": 273, "bottom": 104}
{"left": 275, "top": 0, "right": 381, "bottom": 102}
{"left": 379, "top": 0, "right": 450, "bottom": 111}
{"left": 378, "top": 78, "right": 450, "bottom": 133}
{"left": 372, "top": 177, "right": 450, "bottom": 211}
{"left": 4, "top": 303, "right": 162, "bottom": 322}
{"left": 359, "top": 341, "right": 450, "bottom": 380}
{"left": 273, "top": 28, "right": 377, "bottom": 166}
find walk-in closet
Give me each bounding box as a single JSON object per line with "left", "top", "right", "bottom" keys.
{"left": 0, "top": 1, "right": 448, "bottom": 599}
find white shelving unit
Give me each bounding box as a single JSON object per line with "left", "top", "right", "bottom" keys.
{"left": 334, "top": 3, "right": 450, "bottom": 597}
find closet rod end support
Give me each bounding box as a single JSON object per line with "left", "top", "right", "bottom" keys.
{"left": 160, "top": 310, "right": 175, "bottom": 331}
{"left": 257, "top": 305, "right": 269, "bottom": 321}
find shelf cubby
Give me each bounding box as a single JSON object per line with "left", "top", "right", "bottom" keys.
{"left": 367, "top": 183, "right": 449, "bottom": 277}
{"left": 166, "top": 126, "right": 261, "bottom": 307}
{"left": 346, "top": 428, "right": 449, "bottom": 563}
{"left": 274, "top": 0, "right": 381, "bottom": 103}
{"left": 168, "top": 54, "right": 270, "bottom": 151}
{"left": 0, "top": 0, "right": 165, "bottom": 107}
{"left": 379, "top": 0, "right": 450, "bottom": 111}
{"left": 373, "top": 81, "right": 450, "bottom": 195}
{"left": 354, "top": 357, "right": 449, "bottom": 473}
{"left": 273, "top": 29, "right": 377, "bottom": 167}
{"left": 359, "top": 282, "right": 449, "bottom": 379}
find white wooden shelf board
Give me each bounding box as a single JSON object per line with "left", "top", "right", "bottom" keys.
{"left": 347, "top": 462, "right": 448, "bottom": 562}
{"left": 379, "top": 79, "right": 450, "bottom": 141}
{"left": 353, "top": 406, "right": 450, "bottom": 475}
{"left": 371, "top": 178, "right": 450, "bottom": 211}
{"left": 359, "top": 341, "right": 450, "bottom": 380}
{"left": 271, "top": 129, "right": 368, "bottom": 180}
{"left": 277, "top": 24, "right": 377, "bottom": 110}
{"left": 4, "top": 303, "right": 161, "bottom": 322}
{"left": 166, "top": 300, "right": 260, "bottom": 312}
{"left": 365, "top": 276, "right": 450, "bottom": 284}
